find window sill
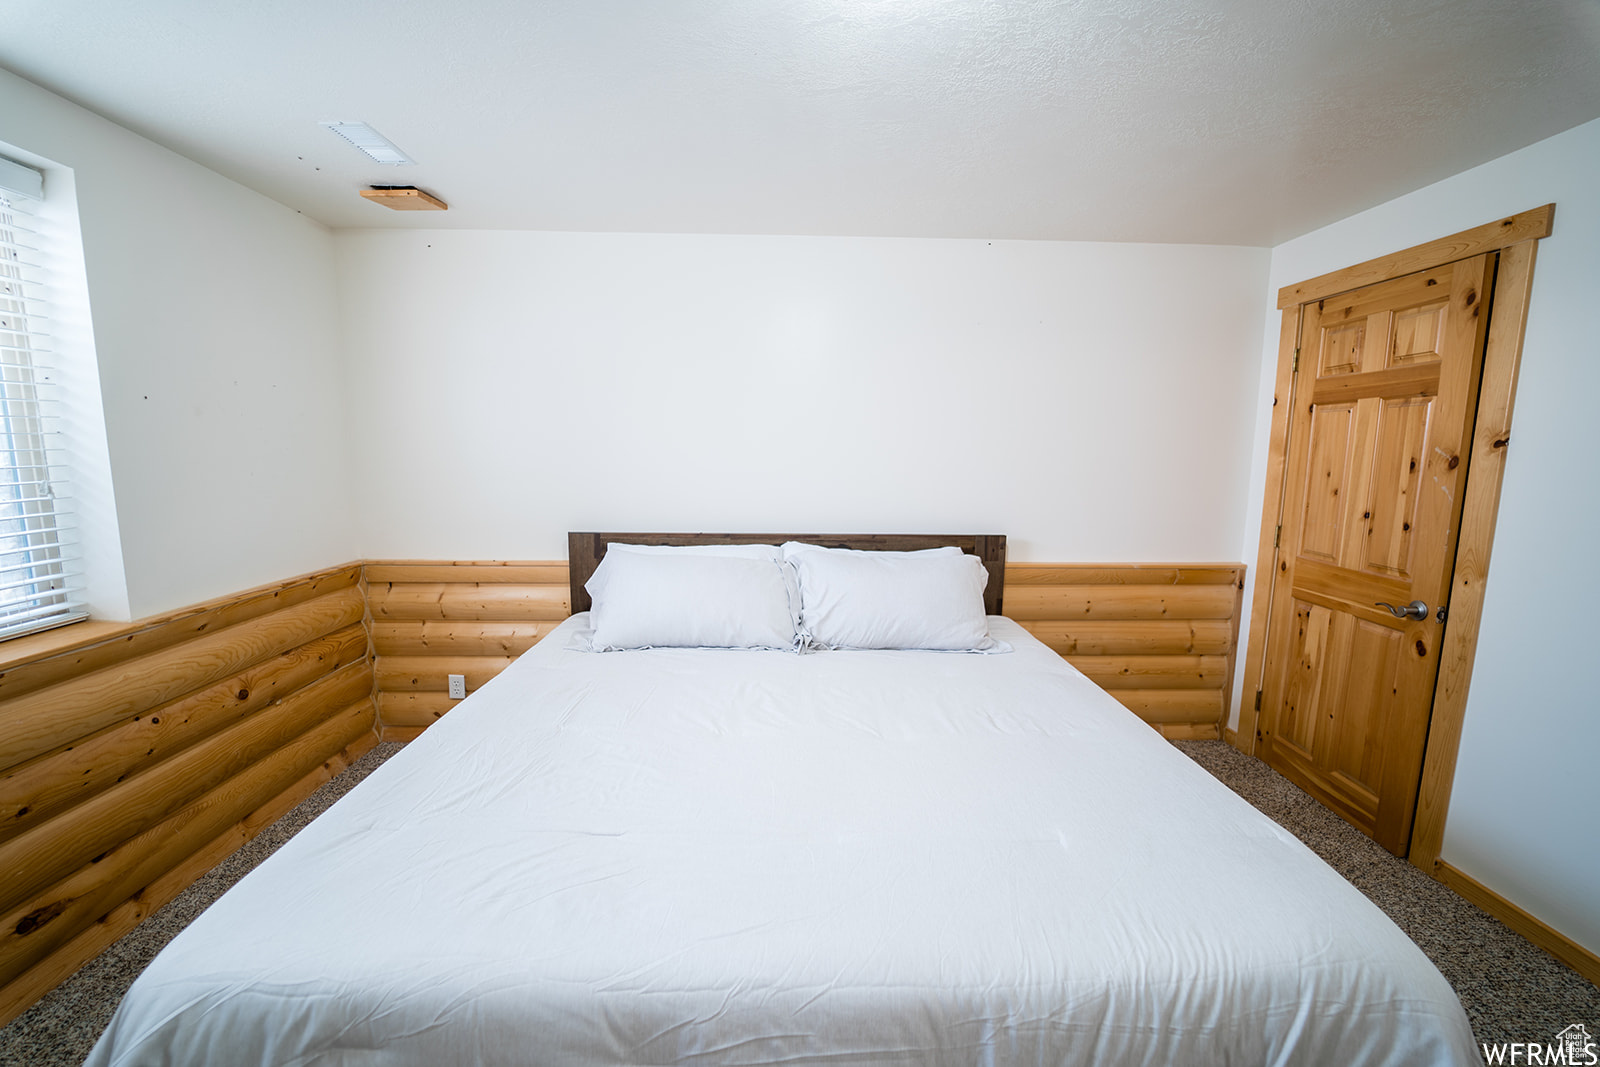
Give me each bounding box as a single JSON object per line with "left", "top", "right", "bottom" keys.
{"left": 0, "top": 616, "right": 129, "bottom": 675}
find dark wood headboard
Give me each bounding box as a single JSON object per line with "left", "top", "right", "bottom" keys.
{"left": 568, "top": 533, "right": 1007, "bottom": 616}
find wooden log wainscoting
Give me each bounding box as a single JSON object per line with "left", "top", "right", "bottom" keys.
{"left": 0, "top": 556, "right": 1244, "bottom": 1024}
{"left": 367, "top": 560, "right": 1246, "bottom": 743}
{"left": 366, "top": 561, "right": 571, "bottom": 742}
{"left": 0, "top": 564, "right": 379, "bottom": 1026}
{"left": 1004, "top": 563, "right": 1245, "bottom": 739}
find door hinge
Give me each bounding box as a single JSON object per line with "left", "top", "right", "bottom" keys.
{"left": 1274, "top": 524, "right": 1281, "bottom": 549}
{"left": 1293, "top": 347, "right": 1300, "bottom": 373}
{"left": 1254, "top": 690, "right": 1262, "bottom": 712}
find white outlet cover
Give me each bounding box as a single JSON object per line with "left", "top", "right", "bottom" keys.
{"left": 448, "top": 674, "right": 466, "bottom": 699}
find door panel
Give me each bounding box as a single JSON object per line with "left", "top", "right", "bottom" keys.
{"left": 1319, "top": 321, "right": 1366, "bottom": 376}
{"left": 1332, "top": 617, "right": 1402, "bottom": 785}
{"left": 1299, "top": 404, "right": 1355, "bottom": 563}
{"left": 1277, "top": 599, "right": 1326, "bottom": 756}
{"left": 1390, "top": 302, "right": 1448, "bottom": 366}
{"left": 1363, "top": 397, "right": 1432, "bottom": 577}
{"left": 1259, "top": 253, "right": 1495, "bottom": 855}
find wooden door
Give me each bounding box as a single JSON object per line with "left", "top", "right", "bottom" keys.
{"left": 1258, "top": 253, "right": 1495, "bottom": 855}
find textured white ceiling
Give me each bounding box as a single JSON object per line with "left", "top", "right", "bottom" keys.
{"left": 2, "top": 0, "right": 1597, "bottom": 244}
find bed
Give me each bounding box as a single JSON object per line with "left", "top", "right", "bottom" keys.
{"left": 85, "top": 534, "right": 1479, "bottom": 1066}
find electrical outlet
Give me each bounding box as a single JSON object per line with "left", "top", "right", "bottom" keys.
{"left": 448, "top": 674, "right": 466, "bottom": 699}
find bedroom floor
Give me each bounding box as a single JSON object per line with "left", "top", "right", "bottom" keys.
{"left": 1172, "top": 741, "right": 1600, "bottom": 1052}
{"left": 2, "top": 740, "right": 1595, "bottom": 1066}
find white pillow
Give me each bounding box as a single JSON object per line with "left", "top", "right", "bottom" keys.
{"left": 585, "top": 549, "right": 800, "bottom": 651}
{"left": 602, "top": 541, "right": 782, "bottom": 558}
{"left": 781, "top": 542, "right": 1005, "bottom": 652}
{"left": 589, "top": 542, "right": 800, "bottom": 639}
{"left": 586, "top": 542, "right": 781, "bottom": 597}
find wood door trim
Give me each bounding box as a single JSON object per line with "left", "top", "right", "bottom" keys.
{"left": 1239, "top": 218, "right": 1549, "bottom": 875}
{"left": 1408, "top": 237, "right": 1540, "bottom": 869}
{"left": 1275, "top": 204, "right": 1553, "bottom": 309}
{"left": 1234, "top": 308, "right": 1302, "bottom": 753}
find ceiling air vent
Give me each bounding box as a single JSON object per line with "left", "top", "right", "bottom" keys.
{"left": 360, "top": 186, "right": 447, "bottom": 211}
{"left": 319, "top": 121, "right": 415, "bottom": 165}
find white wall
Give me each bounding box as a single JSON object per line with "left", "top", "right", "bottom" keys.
{"left": 1238, "top": 117, "right": 1600, "bottom": 954}
{"left": 335, "top": 230, "right": 1268, "bottom": 563}
{"left": 0, "top": 69, "right": 359, "bottom": 618}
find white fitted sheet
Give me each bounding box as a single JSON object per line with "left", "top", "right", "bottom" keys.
{"left": 86, "top": 615, "right": 1479, "bottom": 1066}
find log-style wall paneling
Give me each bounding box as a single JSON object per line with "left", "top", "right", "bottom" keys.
{"left": 366, "top": 561, "right": 573, "bottom": 742}
{"left": 371, "top": 620, "right": 558, "bottom": 656}
{"left": 0, "top": 725, "right": 373, "bottom": 1027}
{"left": 0, "top": 586, "right": 366, "bottom": 772}
{"left": 366, "top": 561, "right": 1246, "bottom": 743}
{"left": 377, "top": 691, "right": 460, "bottom": 729}
{"left": 368, "top": 583, "right": 570, "bottom": 622}
{"left": 0, "top": 564, "right": 377, "bottom": 1027}
{"left": 1005, "top": 563, "right": 1245, "bottom": 739}
{"left": 0, "top": 566, "right": 363, "bottom": 705}
{"left": 0, "top": 556, "right": 1246, "bottom": 1024}
{"left": 0, "top": 625, "right": 368, "bottom": 839}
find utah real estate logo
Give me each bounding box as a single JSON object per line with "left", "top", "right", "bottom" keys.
{"left": 1483, "top": 1024, "right": 1598, "bottom": 1065}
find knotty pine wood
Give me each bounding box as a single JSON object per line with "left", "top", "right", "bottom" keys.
{"left": 0, "top": 624, "right": 368, "bottom": 839}
{"left": 1020, "top": 619, "right": 1232, "bottom": 656}
{"left": 0, "top": 586, "right": 365, "bottom": 772}
{"left": 0, "top": 565, "right": 363, "bottom": 705}
{"left": 1068, "top": 654, "right": 1230, "bottom": 690}
{"left": 368, "top": 582, "right": 571, "bottom": 622}
{"left": 1005, "top": 563, "right": 1244, "bottom": 739}
{"left": 376, "top": 655, "right": 518, "bottom": 692}
{"left": 1236, "top": 306, "right": 1304, "bottom": 754}
{"left": 1003, "top": 583, "right": 1236, "bottom": 621}
{"left": 367, "top": 561, "right": 1246, "bottom": 742}
{"left": 1005, "top": 565, "right": 1240, "bottom": 586}
{"left": 1274, "top": 204, "right": 1553, "bottom": 309}
{"left": 0, "top": 662, "right": 372, "bottom": 911}
{"left": 0, "top": 727, "right": 375, "bottom": 1027}
{"left": 1409, "top": 237, "right": 1542, "bottom": 870}
{"left": 376, "top": 691, "right": 458, "bottom": 727}
{"left": 365, "top": 562, "right": 569, "bottom": 585}
{"left": 1149, "top": 722, "right": 1226, "bottom": 741}
{"left": 0, "top": 563, "right": 377, "bottom": 1027}
{"left": 1248, "top": 213, "right": 1553, "bottom": 873}
{"left": 372, "top": 620, "right": 559, "bottom": 657}
{"left": 366, "top": 561, "right": 570, "bottom": 740}
{"left": 1105, "top": 689, "right": 1226, "bottom": 722}
{"left": 1260, "top": 253, "right": 1496, "bottom": 858}
{"left": 358, "top": 187, "right": 447, "bottom": 211}
{"left": 0, "top": 701, "right": 374, "bottom": 1002}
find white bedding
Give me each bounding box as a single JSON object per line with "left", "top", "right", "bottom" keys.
{"left": 86, "top": 616, "right": 1479, "bottom": 1066}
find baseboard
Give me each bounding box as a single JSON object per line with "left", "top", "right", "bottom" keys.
{"left": 1223, "top": 727, "right": 1238, "bottom": 747}
{"left": 1434, "top": 860, "right": 1600, "bottom": 986}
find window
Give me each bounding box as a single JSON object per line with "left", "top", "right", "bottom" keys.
{"left": 0, "top": 155, "right": 85, "bottom": 640}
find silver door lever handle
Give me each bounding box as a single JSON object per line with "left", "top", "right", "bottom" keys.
{"left": 1375, "top": 600, "right": 1429, "bottom": 621}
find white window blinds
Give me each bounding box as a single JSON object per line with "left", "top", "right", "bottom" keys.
{"left": 0, "top": 157, "right": 85, "bottom": 640}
